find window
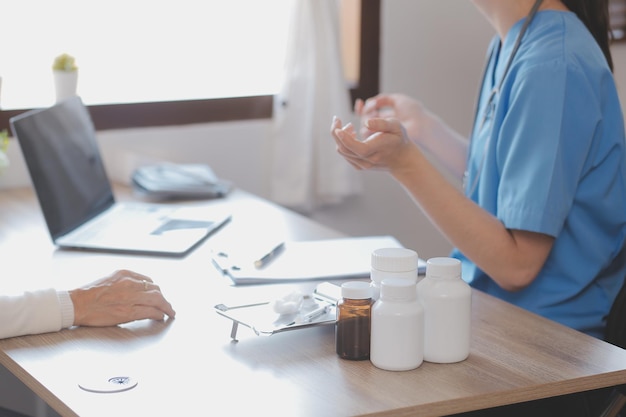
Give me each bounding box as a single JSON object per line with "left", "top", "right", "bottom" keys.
{"left": 610, "top": 0, "right": 626, "bottom": 41}
{"left": 0, "top": 0, "right": 380, "bottom": 131}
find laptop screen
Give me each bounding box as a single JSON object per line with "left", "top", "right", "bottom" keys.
{"left": 10, "top": 97, "right": 115, "bottom": 240}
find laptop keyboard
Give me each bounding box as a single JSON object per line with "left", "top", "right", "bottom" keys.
{"left": 64, "top": 203, "right": 176, "bottom": 243}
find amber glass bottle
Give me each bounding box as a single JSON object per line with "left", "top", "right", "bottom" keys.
{"left": 335, "top": 281, "right": 373, "bottom": 360}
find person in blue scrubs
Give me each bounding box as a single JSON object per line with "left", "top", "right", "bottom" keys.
{"left": 331, "top": 0, "right": 626, "bottom": 341}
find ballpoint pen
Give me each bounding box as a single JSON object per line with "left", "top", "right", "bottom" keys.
{"left": 254, "top": 241, "right": 285, "bottom": 268}
{"left": 287, "top": 304, "right": 331, "bottom": 326}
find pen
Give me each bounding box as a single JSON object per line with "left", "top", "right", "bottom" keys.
{"left": 302, "top": 305, "right": 331, "bottom": 322}
{"left": 254, "top": 241, "right": 285, "bottom": 268}
{"left": 287, "top": 305, "right": 331, "bottom": 326}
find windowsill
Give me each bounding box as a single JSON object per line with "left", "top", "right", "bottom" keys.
{"left": 0, "top": 95, "right": 274, "bottom": 132}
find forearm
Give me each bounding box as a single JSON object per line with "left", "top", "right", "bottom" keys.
{"left": 0, "top": 289, "right": 74, "bottom": 339}
{"left": 418, "top": 111, "right": 468, "bottom": 182}
{"left": 391, "top": 146, "right": 546, "bottom": 290}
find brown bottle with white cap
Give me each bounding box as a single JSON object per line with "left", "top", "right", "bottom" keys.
{"left": 335, "top": 281, "right": 373, "bottom": 360}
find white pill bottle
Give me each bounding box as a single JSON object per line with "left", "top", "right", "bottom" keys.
{"left": 370, "top": 247, "right": 419, "bottom": 301}
{"left": 417, "top": 257, "right": 471, "bottom": 363}
{"left": 370, "top": 277, "right": 424, "bottom": 371}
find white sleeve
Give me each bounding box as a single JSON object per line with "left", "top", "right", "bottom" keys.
{"left": 0, "top": 289, "right": 75, "bottom": 339}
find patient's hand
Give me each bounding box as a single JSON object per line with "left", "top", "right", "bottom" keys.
{"left": 70, "top": 269, "right": 176, "bottom": 327}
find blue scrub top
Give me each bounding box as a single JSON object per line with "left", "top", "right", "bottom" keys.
{"left": 453, "top": 11, "right": 626, "bottom": 338}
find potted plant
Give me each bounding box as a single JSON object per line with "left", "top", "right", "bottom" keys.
{"left": 52, "top": 53, "right": 78, "bottom": 102}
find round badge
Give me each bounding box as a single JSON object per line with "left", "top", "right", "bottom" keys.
{"left": 78, "top": 376, "right": 138, "bottom": 393}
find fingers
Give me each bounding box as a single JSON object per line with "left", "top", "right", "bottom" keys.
{"left": 116, "top": 270, "right": 173, "bottom": 312}
{"left": 335, "top": 117, "right": 401, "bottom": 148}
{"left": 330, "top": 115, "right": 343, "bottom": 138}
{"left": 130, "top": 306, "right": 171, "bottom": 322}
{"left": 72, "top": 270, "right": 176, "bottom": 327}
{"left": 354, "top": 98, "right": 364, "bottom": 115}
{"left": 138, "top": 278, "right": 158, "bottom": 292}
{"left": 113, "top": 269, "right": 154, "bottom": 284}
{"left": 128, "top": 275, "right": 176, "bottom": 319}
{"left": 331, "top": 117, "right": 361, "bottom": 157}
{"left": 333, "top": 125, "right": 373, "bottom": 170}
{"left": 364, "top": 117, "right": 405, "bottom": 136}
{"left": 332, "top": 112, "right": 407, "bottom": 172}
{"left": 333, "top": 121, "right": 362, "bottom": 153}
{"left": 354, "top": 95, "right": 397, "bottom": 140}
{"left": 135, "top": 291, "right": 177, "bottom": 320}
{"left": 332, "top": 114, "right": 410, "bottom": 172}
{"left": 361, "top": 95, "right": 395, "bottom": 115}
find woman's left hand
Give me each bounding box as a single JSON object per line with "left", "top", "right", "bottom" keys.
{"left": 331, "top": 116, "right": 415, "bottom": 175}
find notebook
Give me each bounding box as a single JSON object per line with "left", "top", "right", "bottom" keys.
{"left": 211, "top": 235, "right": 427, "bottom": 285}
{"left": 10, "top": 96, "right": 231, "bottom": 257}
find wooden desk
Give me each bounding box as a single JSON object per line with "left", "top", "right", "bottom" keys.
{"left": 1, "top": 186, "right": 626, "bottom": 417}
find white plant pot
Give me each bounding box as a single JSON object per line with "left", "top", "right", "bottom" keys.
{"left": 53, "top": 70, "right": 78, "bottom": 103}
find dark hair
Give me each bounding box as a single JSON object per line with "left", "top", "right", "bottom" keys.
{"left": 562, "top": 0, "right": 614, "bottom": 72}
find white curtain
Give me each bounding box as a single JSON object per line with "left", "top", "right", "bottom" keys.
{"left": 269, "top": 0, "right": 362, "bottom": 213}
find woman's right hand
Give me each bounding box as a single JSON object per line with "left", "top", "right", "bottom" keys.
{"left": 70, "top": 269, "right": 176, "bottom": 327}
{"left": 355, "top": 93, "right": 428, "bottom": 144}
{"left": 354, "top": 93, "right": 468, "bottom": 181}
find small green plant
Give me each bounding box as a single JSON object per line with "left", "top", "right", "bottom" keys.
{"left": 52, "top": 53, "right": 78, "bottom": 72}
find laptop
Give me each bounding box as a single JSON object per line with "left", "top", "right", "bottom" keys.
{"left": 10, "top": 96, "right": 231, "bottom": 257}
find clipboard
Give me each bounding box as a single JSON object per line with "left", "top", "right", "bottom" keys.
{"left": 211, "top": 235, "right": 425, "bottom": 285}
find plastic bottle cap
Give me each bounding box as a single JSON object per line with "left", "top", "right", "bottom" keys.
{"left": 371, "top": 248, "right": 418, "bottom": 272}
{"left": 426, "top": 257, "right": 461, "bottom": 278}
{"left": 380, "top": 277, "right": 417, "bottom": 301}
{"left": 341, "top": 281, "right": 372, "bottom": 299}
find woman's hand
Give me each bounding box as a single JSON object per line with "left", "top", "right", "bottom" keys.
{"left": 70, "top": 269, "right": 176, "bottom": 327}
{"left": 331, "top": 115, "right": 416, "bottom": 176}
{"left": 355, "top": 93, "right": 428, "bottom": 145}
{"left": 354, "top": 93, "right": 468, "bottom": 180}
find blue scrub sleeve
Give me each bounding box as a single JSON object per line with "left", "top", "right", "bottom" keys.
{"left": 495, "top": 61, "right": 599, "bottom": 237}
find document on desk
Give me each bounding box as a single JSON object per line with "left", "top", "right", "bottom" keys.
{"left": 211, "top": 235, "right": 426, "bottom": 285}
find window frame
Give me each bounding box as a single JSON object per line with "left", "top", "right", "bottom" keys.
{"left": 0, "top": 0, "right": 379, "bottom": 132}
